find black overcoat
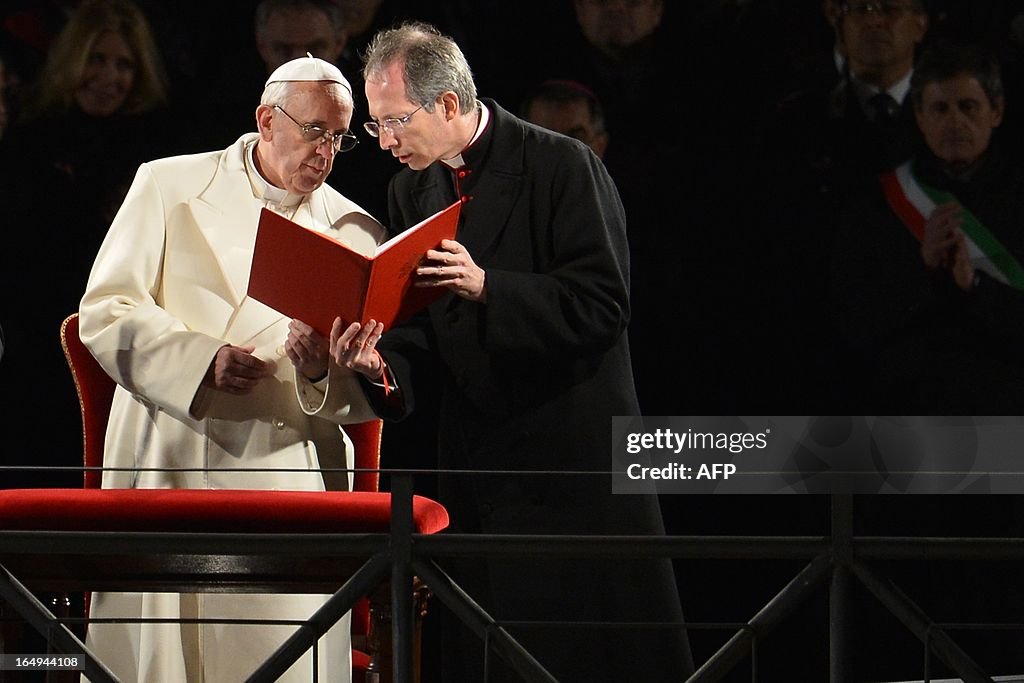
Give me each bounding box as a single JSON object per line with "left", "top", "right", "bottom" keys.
{"left": 377, "top": 100, "right": 693, "bottom": 681}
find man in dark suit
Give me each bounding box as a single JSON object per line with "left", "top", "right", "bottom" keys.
{"left": 830, "top": 41, "right": 1024, "bottom": 414}
{"left": 827, "top": 42, "right": 1024, "bottom": 679}
{"left": 736, "top": 0, "right": 933, "bottom": 412}
{"left": 323, "top": 19, "right": 693, "bottom": 683}
{"left": 829, "top": 0, "right": 932, "bottom": 174}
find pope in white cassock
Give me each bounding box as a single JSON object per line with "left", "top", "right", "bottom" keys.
{"left": 78, "top": 55, "right": 384, "bottom": 682}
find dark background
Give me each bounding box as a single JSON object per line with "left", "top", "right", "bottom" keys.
{"left": 3, "top": 1, "right": 1024, "bottom": 680}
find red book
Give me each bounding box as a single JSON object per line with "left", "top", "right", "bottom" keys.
{"left": 247, "top": 201, "right": 461, "bottom": 335}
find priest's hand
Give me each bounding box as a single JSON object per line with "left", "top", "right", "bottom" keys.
{"left": 330, "top": 318, "right": 385, "bottom": 379}
{"left": 417, "top": 239, "right": 487, "bottom": 302}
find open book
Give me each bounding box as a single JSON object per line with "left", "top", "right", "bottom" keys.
{"left": 247, "top": 201, "right": 462, "bottom": 335}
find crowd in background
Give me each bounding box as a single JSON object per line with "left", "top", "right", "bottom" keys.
{"left": 4, "top": 0, "right": 1024, "bottom": 415}
{"left": 3, "top": 1, "right": 1024, "bottom": 680}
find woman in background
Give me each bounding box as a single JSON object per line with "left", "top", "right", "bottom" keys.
{"left": 0, "top": 0, "right": 172, "bottom": 489}
{"left": 9, "top": 0, "right": 170, "bottom": 240}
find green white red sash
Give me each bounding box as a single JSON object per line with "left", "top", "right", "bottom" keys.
{"left": 880, "top": 161, "right": 1024, "bottom": 290}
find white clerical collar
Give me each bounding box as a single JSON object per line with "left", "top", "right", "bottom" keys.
{"left": 245, "top": 140, "right": 305, "bottom": 210}
{"left": 851, "top": 71, "right": 912, "bottom": 109}
{"left": 441, "top": 101, "right": 489, "bottom": 169}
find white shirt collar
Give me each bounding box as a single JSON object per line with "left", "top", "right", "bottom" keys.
{"left": 851, "top": 70, "right": 913, "bottom": 110}
{"left": 441, "top": 101, "right": 489, "bottom": 169}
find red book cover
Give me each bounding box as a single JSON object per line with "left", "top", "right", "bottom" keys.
{"left": 247, "top": 201, "right": 461, "bottom": 335}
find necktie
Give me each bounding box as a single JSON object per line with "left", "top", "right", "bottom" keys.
{"left": 869, "top": 92, "right": 899, "bottom": 123}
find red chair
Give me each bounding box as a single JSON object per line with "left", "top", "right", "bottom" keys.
{"left": 0, "top": 313, "right": 444, "bottom": 680}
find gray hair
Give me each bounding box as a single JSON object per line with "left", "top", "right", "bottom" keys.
{"left": 362, "top": 21, "right": 477, "bottom": 115}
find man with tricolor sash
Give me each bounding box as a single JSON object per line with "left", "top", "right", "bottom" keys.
{"left": 830, "top": 43, "right": 1024, "bottom": 678}
{"left": 830, "top": 42, "right": 1024, "bottom": 414}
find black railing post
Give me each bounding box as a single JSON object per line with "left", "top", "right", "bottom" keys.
{"left": 830, "top": 494, "right": 853, "bottom": 683}
{"left": 390, "top": 473, "right": 415, "bottom": 683}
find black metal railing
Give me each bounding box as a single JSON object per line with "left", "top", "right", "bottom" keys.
{"left": 2, "top": 469, "right": 1021, "bottom": 682}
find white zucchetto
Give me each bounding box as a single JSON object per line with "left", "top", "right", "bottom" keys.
{"left": 265, "top": 53, "right": 351, "bottom": 94}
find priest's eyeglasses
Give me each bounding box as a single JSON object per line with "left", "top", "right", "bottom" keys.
{"left": 841, "top": 1, "right": 914, "bottom": 17}
{"left": 364, "top": 105, "right": 424, "bottom": 138}
{"left": 274, "top": 105, "right": 358, "bottom": 152}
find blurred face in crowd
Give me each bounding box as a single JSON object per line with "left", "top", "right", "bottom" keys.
{"left": 365, "top": 61, "right": 457, "bottom": 171}
{"left": 525, "top": 98, "right": 608, "bottom": 159}
{"left": 822, "top": 0, "right": 841, "bottom": 28}
{"left": 257, "top": 7, "right": 346, "bottom": 73}
{"left": 256, "top": 81, "right": 352, "bottom": 194}
{"left": 75, "top": 31, "right": 136, "bottom": 117}
{"left": 915, "top": 72, "right": 1003, "bottom": 170}
{"left": 839, "top": 2, "right": 928, "bottom": 84}
{"left": 333, "top": 0, "right": 384, "bottom": 37}
{"left": 574, "top": 0, "right": 664, "bottom": 54}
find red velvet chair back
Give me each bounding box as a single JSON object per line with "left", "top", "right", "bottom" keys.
{"left": 60, "top": 314, "right": 115, "bottom": 489}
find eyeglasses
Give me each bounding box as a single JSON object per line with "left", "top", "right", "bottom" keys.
{"left": 273, "top": 105, "right": 358, "bottom": 153}
{"left": 363, "top": 105, "right": 424, "bottom": 138}
{"left": 842, "top": 2, "right": 914, "bottom": 17}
